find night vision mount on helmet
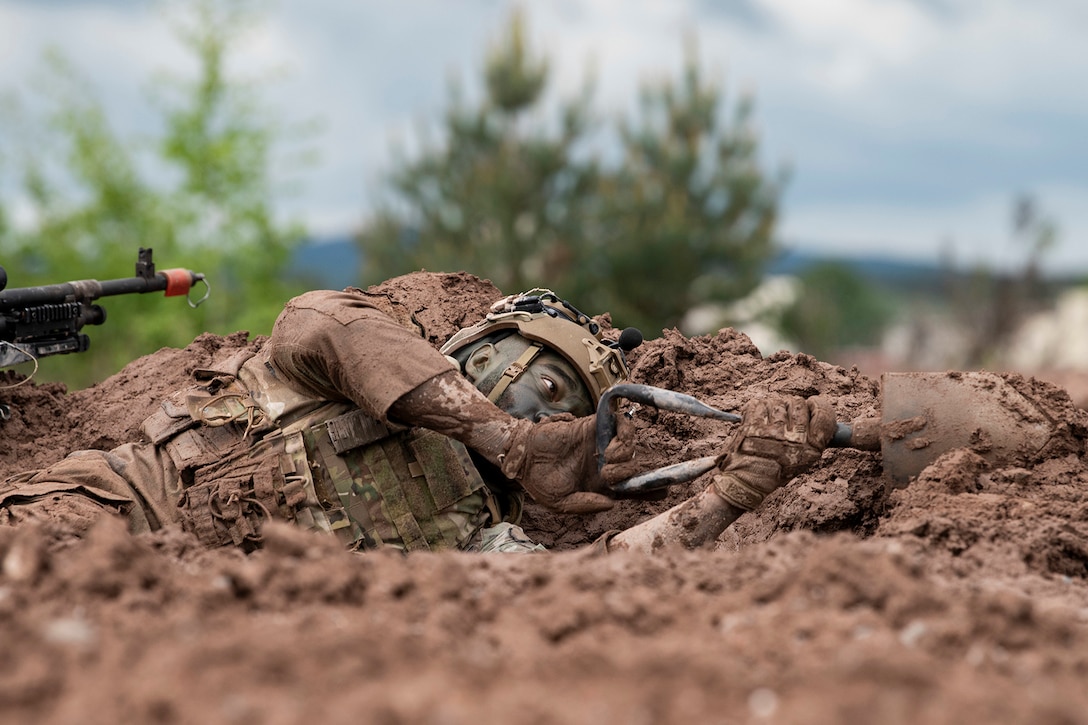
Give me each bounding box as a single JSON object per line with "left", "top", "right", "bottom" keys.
{"left": 440, "top": 289, "right": 643, "bottom": 405}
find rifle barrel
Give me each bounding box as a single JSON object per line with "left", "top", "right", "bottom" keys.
{"left": 0, "top": 270, "right": 203, "bottom": 309}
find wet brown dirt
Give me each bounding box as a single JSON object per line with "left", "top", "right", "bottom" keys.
{"left": 2, "top": 271, "right": 1088, "bottom": 724}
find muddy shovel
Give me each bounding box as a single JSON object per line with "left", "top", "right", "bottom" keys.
{"left": 869, "top": 371, "right": 1054, "bottom": 487}
{"left": 598, "top": 372, "right": 1054, "bottom": 494}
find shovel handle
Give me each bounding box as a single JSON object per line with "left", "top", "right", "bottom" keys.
{"left": 596, "top": 384, "right": 740, "bottom": 471}
{"left": 597, "top": 383, "right": 855, "bottom": 494}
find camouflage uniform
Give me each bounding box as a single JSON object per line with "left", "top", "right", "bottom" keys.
{"left": 0, "top": 287, "right": 534, "bottom": 553}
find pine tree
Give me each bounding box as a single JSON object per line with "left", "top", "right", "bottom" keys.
{"left": 358, "top": 9, "right": 597, "bottom": 299}
{"left": 590, "top": 48, "right": 784, "bottom": 334}
{"left": 358, "top": 15, "right": 785, "bottom": 338}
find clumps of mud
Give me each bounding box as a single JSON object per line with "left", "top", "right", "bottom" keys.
{"left": 2, "top": 270, "right": 1088, "bottom": 724}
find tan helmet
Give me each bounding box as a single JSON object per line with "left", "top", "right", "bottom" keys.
{"left": 440, "top": 289, "right": 640, "bottom": 404}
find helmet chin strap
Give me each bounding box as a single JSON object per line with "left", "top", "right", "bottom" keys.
{"left": 486, "top": 343, "right": 543, "bottom": 404}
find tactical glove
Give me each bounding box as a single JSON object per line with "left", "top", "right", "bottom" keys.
{"left": 389, "top": 371, "right": 636, "bottom": 515}
{"left": 500, "top": 412, "right": 636, "bottom": 514}
{"left": 713, "top": 394, "right": 837, "bottom": 511}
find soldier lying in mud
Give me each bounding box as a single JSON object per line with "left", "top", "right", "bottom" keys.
{"left": 0, "top": 276, "right": 836, "bottom": 554}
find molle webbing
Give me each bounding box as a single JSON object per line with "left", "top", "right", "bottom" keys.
{"left": 156, "top": 369, "right": 498, "bottom": 552}
{"left": 170, "top": 432, "right": 293, "bottom": 551}
{"left": 277, "top": 429, "right": 358, "bottom": 547}
{"left": 301, "top": 420, "right": 491, "bottom": 552}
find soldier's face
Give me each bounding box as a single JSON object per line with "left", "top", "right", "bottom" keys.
{"left": 465, "top": 335, "right": 593, "bottom": 420}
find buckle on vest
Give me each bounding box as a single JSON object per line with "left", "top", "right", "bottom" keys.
{"left": 326, "top": 409, "right": 404, "bottom": 454}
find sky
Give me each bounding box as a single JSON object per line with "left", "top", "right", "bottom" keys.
{"left": 1, "top": 0, "right": 1086, "bottom": 275}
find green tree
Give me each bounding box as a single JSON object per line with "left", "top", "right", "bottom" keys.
{"left": 778, "top": 262, "right": 895, "bottom": 360}
{"left": 591, "top": 48, "right": 784, "bottom": 335}
{"left": 0, "top": 0, "right": 310, "bottom": 388}
{"left": 357, "top": 8, "right": 598, "bottom": 298}
{"left": 357, "top": 15, "right": 784, "bottom": 338}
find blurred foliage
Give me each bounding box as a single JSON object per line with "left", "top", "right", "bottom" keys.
{"left": 357, "top": 12, "right": 783, "bottom": 337}
{"left": 358, "top": 8, "right": 599, "bottom": 302}
{"left": 954, "top": 193, "right": 1061, "bottom": 368}
{"left": 778, "top": 262, "right": 895, "bottom": 360}
{"left": 593, "top": 46, "right": 783, "bottom": 335}
{"left": 0, "top": 0, "right": 311, "bottom": 389}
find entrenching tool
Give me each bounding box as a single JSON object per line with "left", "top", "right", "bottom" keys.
{"left": 875, "top": 371, "right": 1053, "bottom": 486}
{"left": 597, "top": 372, "right": 1056, "bottom": 494}
{"left": 595, "top": 383, "right": 863, "bottom": 495}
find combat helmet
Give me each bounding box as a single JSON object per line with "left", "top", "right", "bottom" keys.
{"left": 440, "top": 289, "right": 642, "bottom": 405}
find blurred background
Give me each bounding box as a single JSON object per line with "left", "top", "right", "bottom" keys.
{"left": 1, "top": 0, "right": 1085, "bottom": 400}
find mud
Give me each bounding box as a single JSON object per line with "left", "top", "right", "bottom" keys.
{"left": 2, "top": 271, "right": 1088, "bottom": 724}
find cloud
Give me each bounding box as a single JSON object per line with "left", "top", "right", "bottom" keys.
{"left": 781, "top": 183, "right": 1088, "bottom": 274}
{"left": 1, "top": 0, "right": 1085, "bottom": 269}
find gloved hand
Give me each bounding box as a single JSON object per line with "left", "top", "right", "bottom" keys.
{"left": 500, "top": 412, "right": 636, "bottom": 514}
{"left": 713, "top": 394, "right": 837, "bottom": 511}
{"left": 389, "top": 370, "right": 637, "bottom": 515}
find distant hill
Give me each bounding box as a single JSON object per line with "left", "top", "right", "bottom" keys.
{"left": 770, "top": 249, "right": 938, "bottom": 282}
{"left": 289, "top": 235, "right": 361, "bottom": 290}
{"left": 291, "top": 236, "right": 949, "bottom": 292}
{"left": 768, "top": 249, "right": 950, "bottom": 294}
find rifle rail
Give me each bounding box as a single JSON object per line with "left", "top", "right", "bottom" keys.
{"left": 0, "top": 248, "right": 209, "bottom": 419}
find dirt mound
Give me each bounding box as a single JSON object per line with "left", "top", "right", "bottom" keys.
{"left": 2, "top": 271, "right": 1088, "bottom": 724}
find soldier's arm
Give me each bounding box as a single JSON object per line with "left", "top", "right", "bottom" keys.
{"left": 265, "top": 289, "right": 458, "bottom": 421}
{"left": 605, "top": 485, "right": 746, "bottom": 553}
{"left": 604, "top": 394, "right": 837, "bottom": 554}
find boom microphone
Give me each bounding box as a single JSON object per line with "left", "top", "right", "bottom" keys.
{"left": 618, "top": 327, "right": 643, "bottom": 352}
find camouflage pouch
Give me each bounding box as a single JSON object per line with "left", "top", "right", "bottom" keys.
{"left": 177, "top": 471, "right": 272, "bottom": 550}
{"left": 304, "top": 425, "right": 493, "bottom": 552}
{"left": 140, "top": 347, "right": 263, "bottom": 447}
{"left": 174, "top": 433, "right": 291, "bottom": 550}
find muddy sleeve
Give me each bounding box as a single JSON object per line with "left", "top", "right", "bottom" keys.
{"left": 266, "top": 289, "right": 457, "bottom": 421}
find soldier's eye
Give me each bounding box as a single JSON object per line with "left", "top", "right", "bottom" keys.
{"left": 542, "top": 376, "right": 557, "bottom": 398}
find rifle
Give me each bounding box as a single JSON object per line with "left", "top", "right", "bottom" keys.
{"left": 0, "top": 247, "right": 209, "bottom": 418}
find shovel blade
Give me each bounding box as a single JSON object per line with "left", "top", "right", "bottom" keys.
{"left": 880, "top": 371, "right": 1053, "bottom": 487}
